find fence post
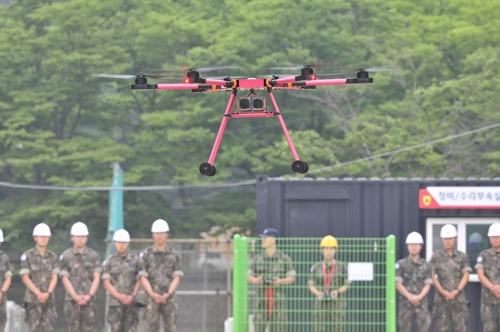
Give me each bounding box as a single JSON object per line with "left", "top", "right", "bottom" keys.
{"left": 202, "top": 247, "right": 208, "bottom": 332}
{"left": 386, "top": 235, "right": 396, "bottom": 332}
{"left": 233, "top": 235, "right": 248, "bottom": 332}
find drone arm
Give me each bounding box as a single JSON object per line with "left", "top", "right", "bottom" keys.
{"left": 288, "top": 77, "right": 373, "bottom": 87}
{"left": 302, "top": 79, "right": 347, "bottom": 86}
{"left": 272, "top": 76, "right": 372, "bottom": 88}
{"left": 205, "top": 79, "right": 230, "bottom": 86}
{"left": 157, "top": 84, "right": 205, "bottom": 90}
{"left": 274, "top": 76, "right": 300, "bottom": 85}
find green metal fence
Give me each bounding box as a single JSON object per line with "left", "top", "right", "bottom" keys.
{"left": 233, "top": 235, "right": 396, "bottom": 332}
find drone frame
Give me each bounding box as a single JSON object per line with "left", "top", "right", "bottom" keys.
{"left": 130, "top": 66, "right": 373, "bottom": 176}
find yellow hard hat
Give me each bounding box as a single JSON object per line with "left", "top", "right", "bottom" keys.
{"left": 320, "top": 235, "right": 338, "bottom": 248}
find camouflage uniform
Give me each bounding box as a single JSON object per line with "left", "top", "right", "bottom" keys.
{"left": 0, "top": 250, "right": 12, "bottom": 331}
{"left": 395, "top": 256, "right": 432, "bottom": 332}
{"left": 308, "top": 260, "right": 350, "bottom": 332}
{"left": 20, "top": 248, "right": 60, "bottom": 332}
{"left": 248, "top": 250, "right": 295, "bottom": 332}
{"left": 475, "top": 248, "right": 500, "bottom": 332}
{"left": 59, "top": 246, "right": 102, "bottom": 332}
{"left": 102, "top": 253, "right": 141, "bottom": 332}
{"left": 138, "top": 245, "right": 183, "bottom": 332}
{"left": 430, "top": 249, "right": 471, "bottom": 332}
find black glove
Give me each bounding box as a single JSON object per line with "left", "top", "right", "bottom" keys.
{"left": 263, "top": 276, "right": 275, "bottom": 284}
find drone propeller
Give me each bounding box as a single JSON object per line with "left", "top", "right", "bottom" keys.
{"left": 147, "top": 65, "right": 241, "bottom": 74}
{"left": 362, "top": 66, "right": 398, "bottom": 72}
{"left": 192, "top": 65, "right": 241, "bottom": 73}
{"left": 267, "top": 65, "right": 306, "bottom": 71}
{"left": 266, "top": 63, "right": 328, "bottom": 71}
{"left": 257, "top": 74, "right": 295, "bottom": 78}
{"left": 91, "top": 74, "right": 137, "bottom": 79}
{"left": 316, "top": 66, "right": 397, "bottom": 78}
{"left": 206, "top": 75, "right": 247, "bottom": 80}
{"left": 91, "top": 74, "right": 176, "bottom": 80}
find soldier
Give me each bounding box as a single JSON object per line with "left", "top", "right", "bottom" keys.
{"left": 20, "top": 223, "right": 59, "bottom": 332}
{"left": 395, "top": 232, "right": 432, "bottom": 332}
{"left": 102, "top": 229, "right": 141, "bottom": 332}
{"left": 308, "top": 235, "right": 350, "bottom": 332}
{"left": 431, "top": 224, "right": 471, "bottom": 332}
{"left": 247, "top": 228, "right": 296, "bottom": 332}
{"left": 0, "top": 229, "right": 12, "bottom": 331}
{"left": 139, "top": 219, "right": 183, "bottom": 332}
{"left": 476, "top": 222, "right": 500, "bottom": 332}
{"left": 60, "top": 221, "right": 102, "bottom": 332}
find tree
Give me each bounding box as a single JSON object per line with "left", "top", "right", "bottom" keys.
{"left": 2, "top": 0, "right": 500, "bottom": 248}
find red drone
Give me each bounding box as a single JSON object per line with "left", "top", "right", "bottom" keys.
{"left": 95, "top": 65, "right": 378, "bottom": 176}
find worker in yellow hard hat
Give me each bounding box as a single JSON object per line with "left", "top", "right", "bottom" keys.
{"left": 308, "top": 236, "right": 350, "bottom": 332}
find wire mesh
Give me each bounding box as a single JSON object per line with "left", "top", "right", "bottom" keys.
{"left": 234, "top": 236, "right": 396, "bottom": 332}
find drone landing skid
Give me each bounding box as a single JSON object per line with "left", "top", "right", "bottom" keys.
{"left": 199, "top": 88, "right": 308, "bottom": 176}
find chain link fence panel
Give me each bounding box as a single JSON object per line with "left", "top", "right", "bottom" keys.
{"left": 233, "top": 236, "right": 396, "bottom": 332}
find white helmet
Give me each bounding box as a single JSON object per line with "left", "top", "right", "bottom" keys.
{"left": 440, "top": 224, "right": 458, "bottom": 238}
{"left": 70, "top": 222, "right": 89, "bottom": 236}
{"left": 113, "top": 229, "right": 130, "bottom": 242}
{"left": 405, "top": 232, "right": 424, "bottom": 244}
{"left": 33, "top": 223, "right": 51, "bottom": 236}
{"left": 0, "top": 229, "right": 4, "bottom": 242}
{"left": 151, "top": 219, "right": 169, "bottom": 233}
{"left": 488, "top": 223, "right": 500, "bottom": 237}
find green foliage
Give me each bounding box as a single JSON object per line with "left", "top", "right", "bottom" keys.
{"left": 1, "top": 0, "right": 500, "bottom": 251}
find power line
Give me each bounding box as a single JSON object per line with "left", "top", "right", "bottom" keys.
{"left": 307, "top": 121, "right": 500, "bottom": 175}
{"left": 0, "top": 179, "right": 256, "bottom": 191}
{"left": 0, "top": 122, "right": 499, "bottom": 191}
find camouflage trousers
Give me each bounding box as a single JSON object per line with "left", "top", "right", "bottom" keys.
{"left": 480, "top": 303, "right": 500, "bottom": 332}
{"left": 313, "top": 299, "right": 346, "bottom": 332}
{"left": 397, "top": 299, "right": 431, "bottom": 332}
{"left": 24, "top": 302, "right": 58, "bottom": 332}
{"left": 143, "top": 298, "right": 178, "bottom": 332}
{"left": 0, "top": 299, "right": 6, "bottom": 332}
{"left": 64, "top": 300, "right": 96, "bottom": 332}
{"left": 432, "top": 300, "right": 468, "bottom": 332}
{"left": 253, "top": 298, "right": 287, "bottom": 332}
{"left": 107, "top": 304, "right": 139, "bottom": 332}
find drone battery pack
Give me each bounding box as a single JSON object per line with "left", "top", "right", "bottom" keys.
{"left": 238, "top": 79, "right": 266, "bottom": 89}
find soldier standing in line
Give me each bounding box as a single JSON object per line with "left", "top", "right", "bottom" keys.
{"left": 60, "top": 221, "right": 102, "bottom": 332}
{"left": 20, "top": 223, "right": 59, "bottom": 332}
{"left": 431, "top": 224, "right": 471, "bottom": 332}
{"left": 247, "top": 228, "right": 296, "bottom": 332}
{"left": 102, "top": 229, "right": 142, "bottom": 332}
{"left": 476, "top": 222, "right": 500, "bottom": 332}
{"left": 0, "top": 229, "right": 13, "bottom": 331}
{"left": 139, "top": 219, "right": 183, "bottom": 332}
{"left": 308, "top": 235, "right": 350, "bottom": 332}
{"left": 395, "top": 232, "right": 432, "bottom": 332}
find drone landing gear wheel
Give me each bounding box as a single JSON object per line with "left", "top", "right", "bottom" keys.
{"left": 199, "top": 163, "right": 217, "bottom": 176}
{"left": 292, "top": 160, "right": 308, "bottom": 174}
